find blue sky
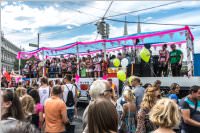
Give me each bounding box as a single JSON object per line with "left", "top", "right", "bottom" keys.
{"left": 1, "top": 1, "right": 200, "bottom": 53}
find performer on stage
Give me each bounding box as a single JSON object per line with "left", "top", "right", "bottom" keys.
{"left": 169, "top": 44, "right": 183, "bottom": 77}
{"left": 80, "top": 57, "right": 87, "bottom": 78}
{"left": 86, "top": 55, "right": 93, "bottom": 77}
{"left": 93, "top": 54, "right": 101, "bottom": 78}
{"left": 158, "top": 44, "right": 169, "bottom": 77}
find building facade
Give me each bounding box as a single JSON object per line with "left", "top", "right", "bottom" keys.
{"left": 1, "top": 36, "right": 21, "bottom": 72}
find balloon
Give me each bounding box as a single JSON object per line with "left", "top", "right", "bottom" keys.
{"left": 117, "top": 70, "right": 126, "bottom": 82}
{"left": 113, "top": 58, "right": 120, "bottom": 67}
{"left": 121, "top": 58, "right": 129, "bottom": 68}
{"left": 140, "top": 48, "right": 150, "bottom": 63}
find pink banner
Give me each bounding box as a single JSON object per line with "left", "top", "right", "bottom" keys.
{"left": 72, "top": 41, "right": 186, "bottom": 57}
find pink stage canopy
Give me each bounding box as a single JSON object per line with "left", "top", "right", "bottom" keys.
{"left": 17, "top": 26, "right": 194, "bottom": 60}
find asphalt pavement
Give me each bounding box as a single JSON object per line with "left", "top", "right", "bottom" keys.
{"left": 73, "top": 102, "right": 88, "bottom": 133}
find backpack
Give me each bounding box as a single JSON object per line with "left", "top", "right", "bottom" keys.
{"left": 66, "top": 85, "right": 75, "bottom": 107}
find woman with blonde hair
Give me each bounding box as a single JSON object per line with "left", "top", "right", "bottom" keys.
{"left": 149, "top": 98, "right": 181, "bottom": 133}
{"left": 120, "top": 89, "right": 136, "bottom": 133}
{"left": 21, "top": 95, "right": 35, "bottom": 122}
{"left": 16, "top": 82, "right": 26, "bottom": 99}
{"left": 136, "top": 87, "right": 160, "bottom": 133}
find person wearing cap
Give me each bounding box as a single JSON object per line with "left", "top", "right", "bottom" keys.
{"left": 158, "top": 44, "right": 169, "bottom": 77}
{"left": 169, "top": 44, "right": 183, "bottom": 76}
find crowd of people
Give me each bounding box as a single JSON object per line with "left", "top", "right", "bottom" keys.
{"left": 1, "top": 73, "right": 200, "bottom": 133}
{"left": 22, "top": 43, "right": 184, "bottom": 79}
{"left": 22, "top": 53, "right": 122, "bottom": 79}
{"left": 83, "top": 78, "right": 200, "bottom": 133}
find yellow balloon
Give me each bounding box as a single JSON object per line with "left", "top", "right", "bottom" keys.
{"left": 140, "top": 48, "right": 150, "bottom": 63}
{"left": 113, "top": 58, "right": 120, "bottom": 67}
{"left": 117, "top": 70, "right": 126, "bottom": 82}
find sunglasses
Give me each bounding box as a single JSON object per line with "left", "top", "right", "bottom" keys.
{"left": 104, "top": 89, "right": 113, "bottom": 93}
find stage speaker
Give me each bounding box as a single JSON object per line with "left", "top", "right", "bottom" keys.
{"left": 132, "top": 62, "right": 152, "bottom": 77}
{"left": 132, "top": 62, "right": 156, "bottom": 77}
{"left": 132, "top": 64, "right": 141, "bottom": 77}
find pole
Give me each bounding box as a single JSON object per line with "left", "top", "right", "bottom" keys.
{"left": 0, "top": 1, "right": 2, "bottom": 120}
{"left": 37, "top": 33, "right": 45, "bottom": 77}
{"left": 19, "top": 58, "right": 21, "bottom": 75}
{"left": 42, "top": 50, "right": 45, "bottom": 77}
{"left": 37, "top": 33, "right": 40, "bottom": 49}
{"left": 186, "top": 31, "right": 193, "bottom": 76}
{"left": 76, "top": 44, "right": 79, "bottom": 76}
{"left": 103, "top": 42, "right": 106, "bottom": 61}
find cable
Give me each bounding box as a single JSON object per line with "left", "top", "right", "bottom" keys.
{"left": 40, "top": 20, "right": 98, "bottom": 38}
{"left": 20, "top": 1, "right": 178, "bottom": 41}
{"left": 43, "top": 1, "right": 114, "bottom": 40}
{"left": 103, "top": 0, "right": 114, "bottom": 18}
{"left": 106, "top": 18, "right": 200, "bottom": 27}
{"left": 106, "top": 1, "right": 182, "bottom": 18}
{"left": 39, "top": 9, "right": 102, "bottom": 38}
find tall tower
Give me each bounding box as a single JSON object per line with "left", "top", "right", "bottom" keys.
{"left": 137, "top": 16, "right": 141, "bottom": 33}
{"left": 124, "top": 16, "right": 128, "bottom": 36}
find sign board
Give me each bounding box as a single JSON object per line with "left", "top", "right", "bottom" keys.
{"left": 29, "top": 43, "right": 38, "bottom": 47}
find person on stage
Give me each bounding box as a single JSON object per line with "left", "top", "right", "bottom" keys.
{"left": 169, "top": 44, "right": 183, "bottom": 77}
{"left": 158, "top": 44, "right": 169, "bottom": 77}
{"left": 93, "top": 54, "right": 101, "bottom": 78}
{"left": 86, "top": 55, "right": 93, "bottom": 77}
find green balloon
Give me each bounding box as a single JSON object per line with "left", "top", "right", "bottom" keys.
{"left": 113, "top": 58, "right": 120, "bottom": 67}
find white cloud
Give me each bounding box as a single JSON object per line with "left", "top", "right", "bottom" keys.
{"left": 67, "top": 25, "right": 73, "bottom": 29}
{"left": 1, "top": 1, "right": 8, "bottom": 7}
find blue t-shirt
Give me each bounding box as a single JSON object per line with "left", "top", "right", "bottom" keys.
{"left": 168, "top": 94, "right": 178, "bottom": 102}
{"left": 181, "top": 97, "right": 200, "bottom": 133}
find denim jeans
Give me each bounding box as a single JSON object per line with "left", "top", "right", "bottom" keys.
{"left": 67, "top": 109, "right": 74, "bottom": 122}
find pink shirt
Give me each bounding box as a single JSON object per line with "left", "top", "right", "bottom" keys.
{"left": 35, "top": 103, "right": 43, "bottom": 114}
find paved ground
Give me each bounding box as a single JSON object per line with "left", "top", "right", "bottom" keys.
{"left": 73, "top": 102, "right": 88, "bottom": 133}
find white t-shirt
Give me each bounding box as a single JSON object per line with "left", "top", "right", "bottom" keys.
{"left": 38, "top": 86, "right": 50, "bottom": 106}
{"left": 63, "top": 83, "right": 76, "bottom": 109}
